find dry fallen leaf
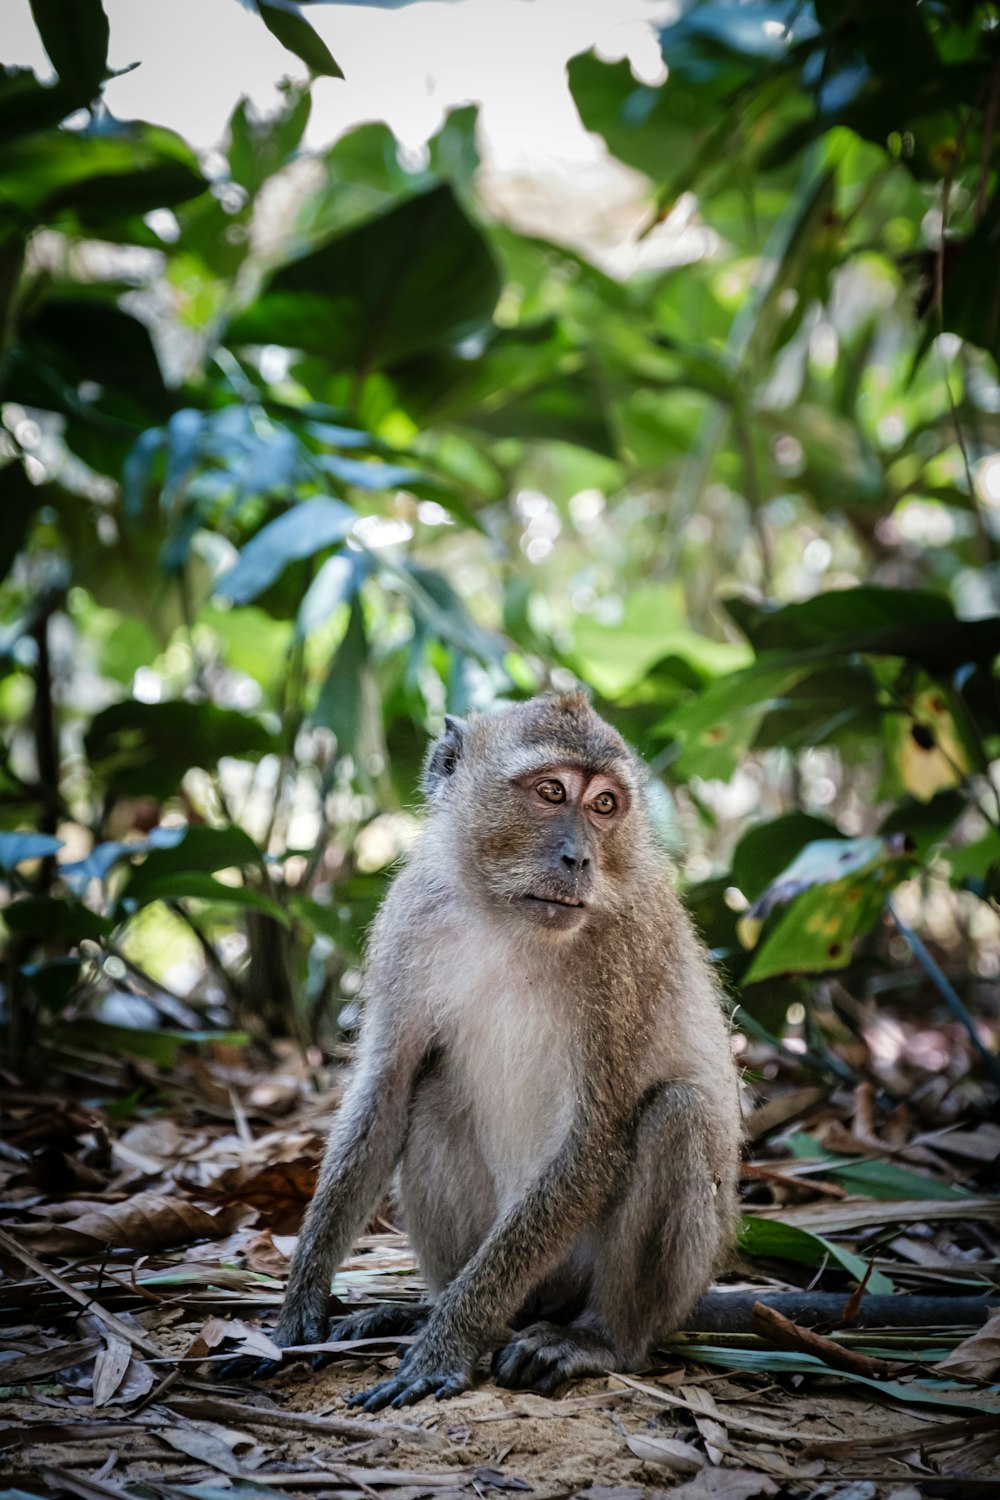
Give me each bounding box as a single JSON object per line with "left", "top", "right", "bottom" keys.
{"left": 937, "top": 1311, "right": 1000, "bottom": 1381}
{"left": 624, "top": 1432, "right": 703, "bottom": 1475}
{"left": 155, "top": 1424, "right": 246, "bottom": 1476}
{"left": 670, "top": 1469, "right": 779, "bottom": 1500}
{"left": 16, "top": 1194, "right": 252, "bottom": 1253}
{"left": 208, "top": 1156, "right": 321, "bottom": 1233}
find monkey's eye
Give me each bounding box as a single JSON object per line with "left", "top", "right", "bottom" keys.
{"left": 592, "top": 791, "right": 617, "bottom": 816}
{"left": 536, "top": 779, "right": 566, "bottom": 804}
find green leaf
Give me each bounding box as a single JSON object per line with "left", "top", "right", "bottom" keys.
{"left": 28, "top": 0, "right": 109, "bottom": 101}
{"left": 0, "top": 463, "right": 43, "bottom": 586}
{"left": 785, "top": 1134, "right": 973, "bottom": 1202}
{"left": 85, "top": 701, "right": 278, "bottom": 799}
{"left": 254, "top": 0, "right": 344, "bottom": 78}
{"left": 726, "top": 587, "right": 1000, "bottom": 674}
{"left": 0, "top": 833, "right": 63, "bottom": 872}
{"left": 122, "top": 825, "right": 264, "bottom": 902}
{"left": 227, "top": 184, "right": 501, "bottom": 370}
{"left": 3, "top": 897, "right": 110, "bottom": 942}
{"left": 741, "top": 835, "right": 914, "bottom": 981}
{"left": 658, "top": 663, "right": 806, "bottom": 781}
{"left": 122, "top": 870, "right": 290, "bottom": 926}
{"left": 731, "top": 813, "right": 844, "bottom": 903}
{"left": 739, "top": 1215, "right": 894, "bottom": 1294}
{"left": 215, "top": 497, "right": 356, "bottom": 606}
{"left": 312, "top": 597, "right": 368, "bottom": 754}
{"left": 662, "top": 1343, "right": 994, "bottom": 1414}
{"left": 296, "top": 551, "right": 369, "bottom": 638}
{"left": 54, "top": 1019, "right": 250, "bottom": 1067}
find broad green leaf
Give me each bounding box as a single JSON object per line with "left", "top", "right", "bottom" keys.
{"left": 0, "top": 67, "right": 90, "bottom": 146}
{"left": 572, "top": 585, "right": 750, "bottom": 698}
{"left": 254, "top": 0, "right": 344, "bottom": 79}
{"left": 658, "top": 663, "right": 806, "bottom": 781}
{"left": 3, "top": 897, "right": 111, "bottom": 942}
{"left": 28, "top": 0, "right": 109, "bottom": 101}
{"left": 0, "top": 833, "right": 64, "bottom": 872}
{"left": 726, "top": 587, "right": 1000, "bottom": 674}
{"left": 122, "top": 870, "right": 290, "bottom": 926}
{"left": 122, "top": 826, "right": 264, "bottom": 906}
{"left": 739, "top": 1215, "right": 894, "bottom": 1294}
{"left": 85, "top": 701, "right": 278, "bottom": 799}
{"left": 731, "top": 813, "right": 843, "bottom": 903}
{"left": 741, "top": 835, "right": 914, "bottom": 980}
{"left": 661, "top": 1343, "right": 994, "bottom": 1414}
{"left": 227, "top": 184, "right": 501, "bottom": 370}
{"left": 215, "top": 497, "right": 355, "bottom": 606}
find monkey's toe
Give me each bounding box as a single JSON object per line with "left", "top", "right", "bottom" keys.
{"left": 347, "top": 1367, "right": 471, "bottom": 1412}
{"left": 492, "top": 1323, "right": 612, "bottom": 1394}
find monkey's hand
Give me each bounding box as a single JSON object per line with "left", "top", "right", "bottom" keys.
{"left": 346, "top": 1328, "right": 474, "bottom": 1411}
{"left": 214, "top": 1295, "right": 333, "bottom": 1383}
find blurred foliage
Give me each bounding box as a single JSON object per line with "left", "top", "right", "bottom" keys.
{"left": 1, "top": 0, "right": 999, "bottom": 1096}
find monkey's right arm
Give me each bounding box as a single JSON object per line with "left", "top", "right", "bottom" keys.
{"left": 274, "top": 1014, "right": 428, "bottom": 1350}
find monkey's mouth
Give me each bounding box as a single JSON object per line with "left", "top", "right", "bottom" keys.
{"left": 523, "top": 893, "right": 585, "bottom": 909}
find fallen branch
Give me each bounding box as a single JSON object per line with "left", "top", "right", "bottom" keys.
{"left": 750, "top": 1299, "right": 892, "bottom": 1379}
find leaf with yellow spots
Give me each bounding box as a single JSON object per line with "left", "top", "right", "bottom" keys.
{"left": 740, "top": 835, "right": 916, "bottom": 981}
{"left": 886, "top": 678, "right": 980, "bottom": 803}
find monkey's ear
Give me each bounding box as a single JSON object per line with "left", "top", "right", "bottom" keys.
{"left": 424, "top": 714, "right": 467, "bottom": 801}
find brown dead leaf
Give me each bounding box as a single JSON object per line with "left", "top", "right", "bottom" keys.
{"left": 937, "top": 1310, "right": 1000, "bottom": 1381}
{"left": 208, "top": 1156, "right": 321, "bottom": 1233}
{"left": 670, "top": 1470, "right": 779, "bottom": 1500}
{"left": 245, "top": 1227, "right": 292, "bottom": 1275}
{"left": 624, "top": 1433, "right": 703, "bottom": 1474}
{"left": 16, "top": 1193, "right": 252, "bottom": 1253}
{"left": 185, "top": 1316, "right": 281, "bottom": 1362}
{"left": 184, "top": 1316, "right": 230, "bottom": 1359}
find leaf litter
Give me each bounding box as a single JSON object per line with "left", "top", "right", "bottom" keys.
{"left": 2, "top": 1035, "right": 999, "bottom": 1500}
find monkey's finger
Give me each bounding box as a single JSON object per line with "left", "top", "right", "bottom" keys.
{"left": 434, "top": 1372, "right": 471, "bottom": 1401}
{"left": 492, "top": 1341, "right": 534, "bottom": 1387}
{"left": 526, "top": 1360, "right": 566, "bottom": 1396}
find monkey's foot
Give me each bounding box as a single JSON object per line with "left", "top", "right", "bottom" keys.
{"left": 346, "top": 1341, "right": 473, "bottom": 1412}
{"left": 330, "top": 1301, "right": 432, "bottom": 1342}
{"left": 492, "top": 1322, "right": 616, "bottom": 1395}
{"left": 311, "top": 1302, "right": 432, "bottom": 1370}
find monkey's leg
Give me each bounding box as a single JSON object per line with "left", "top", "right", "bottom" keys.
{"left": 493, "top": 1082, "right": 734, "bottom": 1395}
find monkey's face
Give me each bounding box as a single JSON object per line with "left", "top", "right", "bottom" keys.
{"left": 464, "top": 759, "right": 636, "bottom": 935}
{"left": 424, "top": 694, "right": 643, "bottom": 936}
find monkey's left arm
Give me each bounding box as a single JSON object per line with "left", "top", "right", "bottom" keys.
{"left": 349, "top": 1118, "right": 623, "bottom": 1411}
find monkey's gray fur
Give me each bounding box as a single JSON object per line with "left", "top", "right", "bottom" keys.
{"left": 273, "top": 692, "right": 741, "bottom": 1410}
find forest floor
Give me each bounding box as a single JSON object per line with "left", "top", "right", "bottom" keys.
{"left": 2, "top": 1019, "right": 1000, "bottom": 1500}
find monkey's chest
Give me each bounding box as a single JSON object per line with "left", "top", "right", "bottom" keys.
{"left": 436, "top": 971, "right": 576, "bottom": 1206}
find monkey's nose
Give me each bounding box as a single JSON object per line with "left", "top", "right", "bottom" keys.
{"left": 560, "top": 850, "right": 590, "bottom": 872}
